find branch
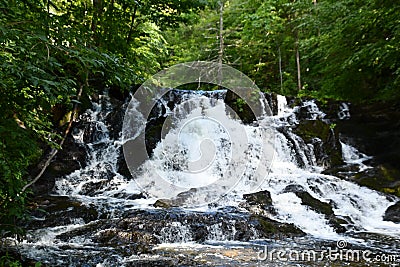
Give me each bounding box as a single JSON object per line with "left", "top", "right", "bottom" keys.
{"left": 20, "top": 82, "right": 85, "bottom": 194}
{"left": 126, "top": 4, "right": 138, "bottom": 45}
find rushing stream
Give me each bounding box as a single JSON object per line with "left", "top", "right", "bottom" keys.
{"left": 17, "top": 90, "right": 400, "bottom": 266}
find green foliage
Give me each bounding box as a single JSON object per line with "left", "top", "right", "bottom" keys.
{"left": 298, "top": 0, "right": 400, "bottom": 102}
{"left": 0, "top": 253, "right": 23, "bottom": 267}
{"left": 0, "top": 0, "right": 205, "bottom": 242}
{"left": 165, "top": 0, "right": 305, "bottom": 95}
{"left": 0, "top": 118, "right": 41, "bottom": 240}
{"left": 166, "top": 0, "right": 400, "bottom": 102}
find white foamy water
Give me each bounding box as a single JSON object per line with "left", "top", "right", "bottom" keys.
{"left": 27, "top": 90, "right": 398, "bottom": 262}
{"left": 341, "top": 141, "right": 372, "bottom": 171}
{"left": 122, "top": 92, "right": 400, "bottom": 240}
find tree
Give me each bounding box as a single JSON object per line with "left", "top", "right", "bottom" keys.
{"left": 0, "top": 0, "right": 206, "bottom": 241}
{"left": 300, "top": 0, "right": 400, "bottom": 101}
{"left": 167, "top": 0, "right": 400, "bottom": 102}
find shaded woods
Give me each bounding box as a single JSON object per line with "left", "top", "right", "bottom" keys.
{"left": 0, "top": 0, "right": 205, "bottom": 254}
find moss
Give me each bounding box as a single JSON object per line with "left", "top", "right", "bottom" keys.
{"left": 153, "top": 199, "right": 174, "bottom": 209}
{"left": 296, "top": 191, "right": 334, "bottom": 217}
{"left": 294, "top": 120, "right": 343, "bottom": 167}
{"left": 257, "top": 217, "right": 277, "bottom": 234}
{"left": 354, "top": 165, "right": 400, "bottom": 197}
{"left": 295, "top": 120, "right": 331, "bottom": 142}
{"left": 253, "top": 215, "right": 305, "bottom": 237}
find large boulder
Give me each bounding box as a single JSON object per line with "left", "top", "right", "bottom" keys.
{"left": 383, "top": 201, "right": 400, "bottom": 223}
{"left": 351, "top": 165, "right": 400, "bottom": 197}
{"left": 239, "top": 190, "right": 305, "bottom": 237}
{"left": 240, "top": 190, "right": 276, "bottom": 216}
{"left": 294, "top": 119, "right": 343, "bottom": 168}
{"left": 27, "top": 195, "right": 98, "bottom": 230}
{"left": 335, "top": 101, "right": 400, "bottom": 197}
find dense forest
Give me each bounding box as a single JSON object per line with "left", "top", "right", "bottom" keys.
{"left": 1, "top": 0, "right": 399, "bottom": 264}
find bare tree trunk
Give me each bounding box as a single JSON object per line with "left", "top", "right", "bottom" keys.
{"left": 295, "top": 36, "right": 302, "bottom": 91}
{"left": 218, "top": 0, "right": 224, "bottom": 86}
{"left": 46, "top": 0, "right": 50, "bottom": 37}
{"left": 278, "top": 46, "right": 283, "bottom": 92}
{"left": 91, "top": 0, "right": 103, "bottom": 45}
{"left": 126, "top": 4, "right": 138, "bottom": 45}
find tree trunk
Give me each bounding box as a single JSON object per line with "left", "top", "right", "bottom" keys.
{"left": 278, "top": 46, "right": 283, "bottom": 92}
{"left": 295, "top": 36, "right": 302, "bottom": 91}
{"left": 126, "top": 4, "right": 138, "bottom": 45}
{"left": 91, "top": 0, "right": 103, "bottom": 45}
{"left": 218, "top": 0, "right": 224, "bottom": 86}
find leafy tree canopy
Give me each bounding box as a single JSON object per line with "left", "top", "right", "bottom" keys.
{"left": 0, "top": 0, "right": 206, "bottom": 239}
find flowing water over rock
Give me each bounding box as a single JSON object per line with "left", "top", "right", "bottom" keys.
{"left": 18, "top": 90, "right": 400, "bottom": 266}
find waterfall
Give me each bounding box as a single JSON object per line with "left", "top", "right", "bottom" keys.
{"left": 18, "top": 89, "right": 400, "bottom": 266}
{"left": 50, "top": 91, "right": 400, "bottom": 234}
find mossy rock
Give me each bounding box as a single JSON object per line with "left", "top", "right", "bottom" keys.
{"left": 252, "top": 215, "right": 305, "bottom": 237}
{"left": 383, "top": 201, "right": 400, "bottom": 223}
{"left": 294, "top": 120, "right": 331, "bottom": 141}
{"left": 282, "top": 185, "right": 347, "bottom": 233}
{"left": 294, "top": 120, "right": 343, "bottom": 167}
{"left": 241, "top": 190, "right": 276, "bottom": 215}
{"left": 353, "top": 164, "right": 400, "bottom": 197}
{"left": 283, "top": 185, "right": 334, "bottom": 216}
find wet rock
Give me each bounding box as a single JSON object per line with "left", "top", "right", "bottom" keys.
{"left": 118, "top": 209, "right": 272, "bottom": 243}
{"left": 94, "top": 229, "right": 158, "bottom": 253}
{"left": 241, "top": 190, "right": 276, "bottom": 215}
{"left": 338, "top": 101, "right": 400, "bottom": 162}
{"left": 80, "top": 180, "right": 109, "bottom": 196}
{"left": 190, "top": 223, "right": 208, "bottom": 242}
{"left": 283, "top": 185, "right": 334, "bottom": 216}
{"left": 153, "top": 199, "right": 175, "bottom": 209}
{"left": 264, "top": 92, "right": 279, "bottom": 115}
{"left": 295, "top": 102, "right": 324, "bottom": 120}
{"left": 31, "top": 133, "right": 87, "bottom": 195}
{"left": 117, "top": 152, "right": 132, "bottom": 179}
{"left": 152, "top": 189, "right": 207, "bottom": 208}
{"left": 252, "top": 215, "right": 305, "bottom": 237}
{"left": 294, "top": 119, "right": 343, "bottom": 168}
{"left": 124, "top": 258, "right": 178, "bottom": 267}
{"left": 282, "top": 185, "right": 347, "bottom": 233}
{"left": 145, "top": 115, "right": 166, "bottom": 157}
{"left": 322, "top": 164, "right": 361, "bottom": 179}
{"left": 224, "top": 89, "right": 257, "bottom": 124}
{"left": 383, "top": 201, "right": 400, "bottom": 223}
{"left": 239, "top": 190, "right": 305, "bottom": 237}
{"left": 105, "top": 96, "right": 126, "bottom": 141}
{"left": 351, "top": 165, "right": 400, "bottom": 197}
{"left": 27, "top": 195, "right": 98, "bottom": 229}
{"left": 337, "top": 101, "right": 400, "bottom": 189}
{"left": 56, "top": 220, "right": 106, "bottom": 242}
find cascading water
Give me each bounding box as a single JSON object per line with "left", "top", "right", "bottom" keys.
{"left": 17, "top": 90, "right": 400, "bottom": 266}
